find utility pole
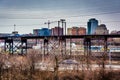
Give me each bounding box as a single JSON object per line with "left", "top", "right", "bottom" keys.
{"left": 14, "top": 24, "right": 16, "bottom": 31}
{"left": 44, "top": 20, "right": 50, "bottom": 29}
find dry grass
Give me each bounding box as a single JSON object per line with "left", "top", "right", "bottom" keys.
{"left": 0, "top": 51, "right": 120, "bottom": 80}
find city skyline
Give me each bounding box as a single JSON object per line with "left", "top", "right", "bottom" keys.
{"left": 0, "top": 0, "right": 120, "bottom": 34}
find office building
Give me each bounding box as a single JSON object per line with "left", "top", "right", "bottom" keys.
{"left": 117, "top": 31, "right": 120, "bottom": 34}
{"left": 111, "top": 30, "right": 120, "bottom": 34}
{"left": 67, "top": 27, "right": 86, "bottom": 35}
{"left": 72, "top": 27, "right": 78, "bottom": 35}
{"left": 95, "top": 24, "right": 109, "bottom": 34}
{"left": 33, "top": 28, "right": 51, "bottom": 36}
{"left": 67, "top": 28, "right": 72, "bottom": 35}
{"left": 39, "top": 28, "right": 51, "bottom": 36}
{"left": 33, "top": 29, "right": 41, "bottom": 36}
{"left": 87, "top": 18, "right": 98, "bottom": 34}
{"left": 78, "top": 27, "right": 86, "bottom": 35}
{"left": 111, "top": 30, "right": 118, "bottom": 34}
{"left": 51, "top": 27, "right": 63, "bottom": 36}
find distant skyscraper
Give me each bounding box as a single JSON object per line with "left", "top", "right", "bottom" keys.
{"left": 39, "top": 28, "right": 51, "bottom": 36}
{"left": 67, "top": 27, "right": 86, "bottom": 35}
{"left": 51, "top": 27, "right": 63, "bottom": 36}
{"left": 67, "top": 28, "right": 72, "bottom": 35}
{"left": 72, "top": 27, "right": 78, "bottom": 35}
{"left": 95, "top": 24, "right": 109, "bottom": 34}
{"left": 111, "top": 30, "right": 117, "bottom": 34}
{"left": 87, "top": 18, "right": 98, "bottom": 34}
{"left": 78, "top": 27, "right": 86, "bottom": 35}
{"left": 33, "top": 28, "right": 51, "bottom": 36}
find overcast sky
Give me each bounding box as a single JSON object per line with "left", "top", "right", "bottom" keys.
{"left": 0, "top": 0, "right": 120, "bottom": 34}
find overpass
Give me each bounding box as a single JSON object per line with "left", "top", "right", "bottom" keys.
{"left": 0, "top": 34, "right": 120, "bottom": 54}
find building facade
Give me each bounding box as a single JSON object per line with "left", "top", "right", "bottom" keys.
{"left": 67, "top": 27, "right": 86, "bottom": 35}
{"left": 111, "top": 30, "right": 118, "bottom": 34}
{"left": 33, "top": 28, "right": 51, "bottom": 36}
{"left": 67, "top": 28, "right": 72, "bottom": 35}
{"left": 87, "top": 18, "right": 98, "bottom": 34}
{"left": 39, "top": 28, "right": 51, "bottom": 36}
{"left": 111, "top": 30, "right": 120, "bottom": 34}
{"left": 72, "top": 27, "right": 78, "bottom": 35}
{"left": 78, "top": 27, "right": 86, "bottom": 35}
{"left": 33, "top": 29, "right": 41, "bottom": 36}
{"left": 117, "top": 31, "right": 120, "bottom": 34}
{"left": 51, "top": 27, "right": 63, "bottom": 36}
{"left": 95, "top": 24, "right": 109, "bottom": 34}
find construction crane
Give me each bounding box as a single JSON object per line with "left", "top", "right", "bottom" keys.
{"left": 44, "top": 20, "right": 58, "bottom": 29}
{"left": 44, "top": 19, "right": 66, "bottom": 36}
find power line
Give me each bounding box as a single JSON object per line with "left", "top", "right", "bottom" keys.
{"left": 0, "top": 10, "right": 120, "bottom": 19}
{"left": 66, "top": 11, "right": 120, "bottom": 18}
{"left": 0, "top": 4, "right": 119, "bottom": 13}
{"left": 67, "top": 20, "right": 120, "bottom": 23}
{"left": 0, "top": 23, "right": 44, "bottom": 27}
{"left": 0, "top": 20, "right": 120, "bottom": 27}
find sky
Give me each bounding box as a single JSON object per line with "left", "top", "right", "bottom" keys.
{"left": 0, "top": 0, "right": 120, "bottom": 34}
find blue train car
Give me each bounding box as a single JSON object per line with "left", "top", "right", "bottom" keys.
{"left": 90, "top": 46, "right": 103, "bottom": 52}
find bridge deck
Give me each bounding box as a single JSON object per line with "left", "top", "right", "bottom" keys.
{"left": 0, "top": 34, "right": 119, "bottom": 40}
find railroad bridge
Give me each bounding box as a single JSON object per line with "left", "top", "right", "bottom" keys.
{"left": 0, "top": 34, "right": 120, "bottom": 56}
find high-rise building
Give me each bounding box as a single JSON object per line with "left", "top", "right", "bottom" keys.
{"left": 67, "top": 28, "right": 72, "bottom": 35}
{"left": 111, "top": 30, "right": 120, "bottom": 34}
{"left": 87, "top": 18, "right": 98, "bottom": 34}
{"left": 111, "top": 30, "right": 118, "bottom": 34}
{"left": 51, "top": 27, "right": 63, "bottom": 36}
{"left": 78, "top": 27, "right": 86, "bottom": 35}
{"left": 72, "top": 27, "right": 78, "bottom": 35}
{"left": 95, "top": 24, "right": 109, "bottom": 34}
{"left": 33, "top": 29, "right": 41, "bottom": 36}
{"left": 33, "top": 28, "right": 51, "bottom": 36}
{"left": 39, "top": 28, "right": 51, "bottom": 36}
{"left": 67, "top": 27, "right": 86, "bottom": 35}
{"left": 117, "top": 31, "right": 120, "bottom": 34}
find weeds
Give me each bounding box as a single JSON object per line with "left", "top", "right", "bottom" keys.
{"left": 0, "top": 51, "right": 119, "bottom": 80}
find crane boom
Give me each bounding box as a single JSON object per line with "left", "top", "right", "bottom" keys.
{"left": 44, "top": 20, "right": 58, "bottom": 29}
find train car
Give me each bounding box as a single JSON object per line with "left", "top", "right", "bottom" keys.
{"left": 109, "top": 47, "right": 120, "bottom": 52}
{"left": 90, "top": 46, "right": 103, "bottom": 52}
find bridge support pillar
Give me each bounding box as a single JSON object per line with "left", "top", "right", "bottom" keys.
{"left": 4, "top": 38, "right": 13, "bottom": 54}
{"left": 84, "top": 37, "right": 91, "bottom": 69}
{"left": 102, "top": 37, "right": 108, "bottom": 69}
{"left": 44, "top": 37, "right": 48, "bottom": 55}
{"left": 84, "top": 38, "right": 91, "bottom": 56}
{"left": 21, "top": 39, "right": 27, "bottom": 54}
